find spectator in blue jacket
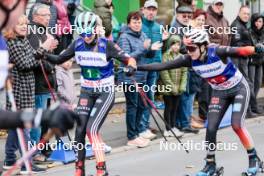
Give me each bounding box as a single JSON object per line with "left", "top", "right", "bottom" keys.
{"left": 140, "top": 0, "right": 167, "bottom": 140}
{"left": 118, "top": 11, "right": 161, "bottom": 148}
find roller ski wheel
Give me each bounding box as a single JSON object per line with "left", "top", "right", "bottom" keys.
{"left": 75, "top": 161, "right": 85, "bottom": 176}
{"left": 184, "top": 167, "right": 224, "bottom": 176}
{"left": 87, "top": 173, "right": 120, "bottom": 176}
{"left": 196, "top": 163, "right": 224, "bottom": 176}
{"left": 241, "top": 157, "right": 264, "bottom": 176}
{"left": 195, "top": 167, "right": 224, "bottom": 176}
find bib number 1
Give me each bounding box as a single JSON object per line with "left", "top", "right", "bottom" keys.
{"left": 83, "top": 68, "right": 100, "bottom": 79}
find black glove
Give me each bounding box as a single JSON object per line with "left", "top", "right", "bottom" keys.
{"left": 124, "top": 66, "right": 136, "bottom": 77}
{"left": 255, "top": 43, "right": 264, "bottom": 54}
{"left": 41, "top": 105, "right": 78, "bottom": 135}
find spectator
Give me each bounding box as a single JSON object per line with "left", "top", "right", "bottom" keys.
{"left": 64, "top": 0, "right": 80, "bottom": 26}
{"left": 160, "top": 35, "right": 186, "bottom": 137}
{"left": 93, "top": 0, "right": 113, "bottom": 38}
{"left": 170, "top": 0, "right": 196, "bottom": 27}
{"left": 249, "top": 13, "right": 264, "bottom": 114}
{"left": 205, "top": 0, "right": 230, "bottom": 46}
{"left": 190, "top": 9, "right": 209, "bottom": 129}
{"left": 118, "top": 11, "right": 159, "bottom": 147}
{"left": 230, "top": 6, "right": 256, "bottom": 118}
{"left": 171, "top": 5, "right": 192, "bottom": 53}
{"left": 27, "top": 3, "right": 58, "bottom": 158}
{"left": 55, "top": 58, "right": 77, "bottom": 108}
{"left": 28, "top": 0, "right": 57, "bottom": 28}
{"left": 171, "top": 5, "right": 199, "bottom": 134}
{"left": 53, "top": 0, "right": 72, "bottom": 54}
{"left": 3, "top": 14, "right": 53, "bottom": 174}
{"left": 178, "top": 0, "right": 196, "bottom": 11}
{"left": 140, "top": 0, "right": 164, "bottom": 140}
{"left": 110, "top": 4, "right": 121, "bottom": 42}
{"left": 191, "top": 9, "right": 207, "bottom": 29}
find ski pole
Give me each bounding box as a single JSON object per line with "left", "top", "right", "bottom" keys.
{"left": 5, "top": 79, "right": 32, "bottom": 174}
{"left": 132, "top": 80, "right": 168, "bottom": 142}
{"left": 39, "top": 60, "right": 57, "bottom": 101}
{"left": 129, "top": 77, "right": 189, "bottom": 153}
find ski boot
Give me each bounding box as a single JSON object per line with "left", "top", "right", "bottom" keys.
{"left": 96, "top": 162, "right": 109, "bottom": 176}
{"left": 196, "top": 162, "right": 224, "bottom": 176}
{"left": 75, "top": 161, "right": 85, "bottom": 176}
{"left": 242, "top": 156, "right": 264, "bottom": 176}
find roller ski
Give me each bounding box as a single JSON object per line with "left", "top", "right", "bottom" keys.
{"left": 94, "top": 163, "right": 109, "bottom": 176}
{"left": 242, "top": 156, "right": 264, "bottom": 176}
{"left": 86, "top": 161, "right": 119, "bottom": 176}
{"left": 195, "top": 162, "right": 224, "bottom": 176}
{"left": 75, "top": 161, "right": 110, "bottom": 176}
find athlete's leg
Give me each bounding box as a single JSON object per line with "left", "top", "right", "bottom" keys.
{"left": 74, "top": 93, "right": 95, "bottom": 176}
{"left": 86, "top": 91, "right": 114, "bottom": 176}
{"left": 205, "top": 94, "right": 230, "bottom": 162}
{"left": 197, "top": 94, "right": 231, "bottom": 175}
{"left": 231, "top": 79, "right": 260, "bottom": 173}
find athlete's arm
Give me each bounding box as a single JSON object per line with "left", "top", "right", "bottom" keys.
{"left": 137, "top": 55, "right": 192, "bottom": 71}
{"left": 215, "top": 45, "right": 264, "bottom": 58}
{"left": 44, "top": 41, "right": 76, "bottom": 65}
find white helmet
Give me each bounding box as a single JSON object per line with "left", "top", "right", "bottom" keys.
{"left": 75, "top": 11, "right": 101, "bottom": 35}
{"left": 184, "top": 29, "right": 209, "bottom": 45}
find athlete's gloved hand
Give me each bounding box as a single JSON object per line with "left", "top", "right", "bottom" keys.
{"left": 40, "top": 103, "right": 78, "bottom": 135}
{"left": 125, "top": 57, "right": 137, "bottom": 77}
{"left": 124, "top": 66, "right": 136, "bottom": 77}
{"left": 255, "top": 43, "right": 264, "bottom": 54}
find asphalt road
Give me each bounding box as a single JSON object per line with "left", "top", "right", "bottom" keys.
{"left": 35, "top": 117, "right": 264, "bottom": 176}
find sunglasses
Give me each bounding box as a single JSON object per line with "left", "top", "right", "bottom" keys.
{"left": 215, "top": 2, "right": 223, "bottom": 6}
{"left": 80, "top": 32, "right": 93, "bottom": 38}
{"left": 186, "top": 45, "right": 198, "bottom": 52}
{"left": 182, "top": 14, "right": 193, "bottom": 19}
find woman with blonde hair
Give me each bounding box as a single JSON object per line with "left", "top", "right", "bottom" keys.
{"left": 3, "top": 14, "right": 56, "bottom": 174}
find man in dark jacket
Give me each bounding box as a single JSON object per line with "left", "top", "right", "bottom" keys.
{"left": 28, "top": 0, "right": 57, "bottom": 28}
{"left": 27, "top": 3, "right": 58, "bottom": 158}
{"left": 249, "top": 13, "right": 264, "bottom": 114}
{"left": 230, "top": 6, "right": 257, "bottom": 118}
